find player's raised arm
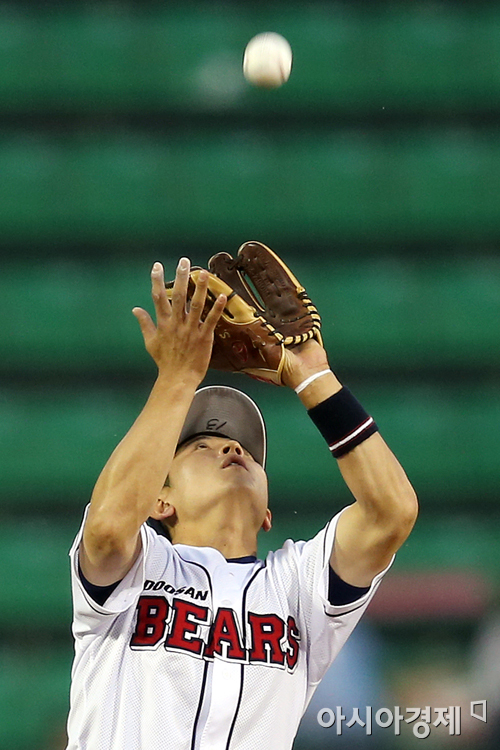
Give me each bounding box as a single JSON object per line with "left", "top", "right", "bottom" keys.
{"left": 187, "top": 240, "right": 417, "bottom": 587}
{"left": 80, "top": 259, "right": 226, "bottom": 586}
{"left": 283, "top": 338, "right": 418, "bottom": 588}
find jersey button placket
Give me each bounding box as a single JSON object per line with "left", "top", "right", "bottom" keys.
{"left": 198, "top": 565, "right": 247, "bottom": 750}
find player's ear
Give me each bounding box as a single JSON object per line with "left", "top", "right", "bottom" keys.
{"left": 261, "top": 509, "right": 272, "bottom": 532}
{"left": 151, "top": 485, "right": 176, "bottom": 521}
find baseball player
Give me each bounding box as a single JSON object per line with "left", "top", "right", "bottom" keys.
{"left": 66, "top": 257, "right": 418, "bottom": 750}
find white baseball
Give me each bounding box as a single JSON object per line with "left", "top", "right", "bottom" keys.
{"left": 243, "top": 33, "right": 293, "bottom": 89}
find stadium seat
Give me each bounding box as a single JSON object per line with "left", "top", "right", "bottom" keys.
{"left": 1, "top": 131, "right": 500, "bottom": 244}
{"left": 1, "top": 4, "right": 500, "bottom": 113}
{"left": 0, "top": 644, "right": 71, "bottom": 750}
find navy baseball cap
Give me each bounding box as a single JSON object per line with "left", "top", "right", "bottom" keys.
{"left": 177, "top": 385, "right": 267, "bottom": 467}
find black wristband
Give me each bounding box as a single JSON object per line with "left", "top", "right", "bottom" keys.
{"left": 308, "top": 386, "right": 378, "bottom": 458}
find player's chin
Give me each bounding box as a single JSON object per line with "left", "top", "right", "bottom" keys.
{"left": 218, "top": 464, "right": 267, "bottom": 496}
{"left": 220, "top": 473, "right": 266, "bottom": 502}
{"left": 220, "top": 464, "right": 255, "bottom": 482}
{"left": 220, "top": 472, "right": 257, "bottom": 492}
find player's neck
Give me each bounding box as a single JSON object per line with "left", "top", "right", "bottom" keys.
{"left": 171, "top": 519, "right": 258, "bottom": 559}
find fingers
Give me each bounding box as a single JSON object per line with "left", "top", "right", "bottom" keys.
{"left": 146, "top": 258, "right": 224, "bottom": 336}
{"left": 170, "top": 257, "right": 190, "bottom": 322}
{"left": 204, "top": 293, "right": 227, "bottom": 332}
{"left": 187, "top": 269, "right": 209, "bottom": 324}
{"left": 132, "top": 307, "right": 156, "bottom": 344}
{"left": 150, "top": 262, "right": 172, "bottom": 324}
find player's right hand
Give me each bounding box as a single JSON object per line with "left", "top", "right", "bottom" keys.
{"left": 132, "top": 258, "right": 227, "bottom": 386}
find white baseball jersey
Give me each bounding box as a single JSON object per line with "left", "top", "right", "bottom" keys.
{"left": 66, "top": 507, "right": 391, "bottom": 750}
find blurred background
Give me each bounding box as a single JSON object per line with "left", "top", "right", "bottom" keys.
{"left": 0, "top": 1, "right": 499, "bottom": 748}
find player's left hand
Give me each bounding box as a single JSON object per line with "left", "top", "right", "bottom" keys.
{"left": 280, "top": 338, "right": 331, "bottom": 390}
{"left": 175, "top": 241, "right": 324, "bottom": 386}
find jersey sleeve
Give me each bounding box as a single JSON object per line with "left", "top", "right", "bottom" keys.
{"left": 269, "top": 507, "right": 393, "bottom": 688}
{"left": 68, "top": 506, "right": 164, "bottom": 634}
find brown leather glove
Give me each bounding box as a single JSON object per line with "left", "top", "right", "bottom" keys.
{"left": 165, "top": 241, "right": 322, "bottom": 385}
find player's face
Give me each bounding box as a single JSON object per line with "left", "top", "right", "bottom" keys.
{"left": 165, "top": 435, "right": 269, "bottom": 529}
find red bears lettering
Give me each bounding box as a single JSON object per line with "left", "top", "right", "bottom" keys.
{"left": 204, "top": 607, "right": 245, "bottom": 660}
{"left": 165, "top": 599, "right": 210, "bottom": 655}
{"left": 248, "top": 613, "right": 285, "bottom": 666}
{"left": 286, "top": 616, "right": 300, "bottom": 670}
{"left": 131, "top": 596, "right": 301, "bottom": 670}
{"left": 130, "top": 596, "right": 169, "bottom": 647}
